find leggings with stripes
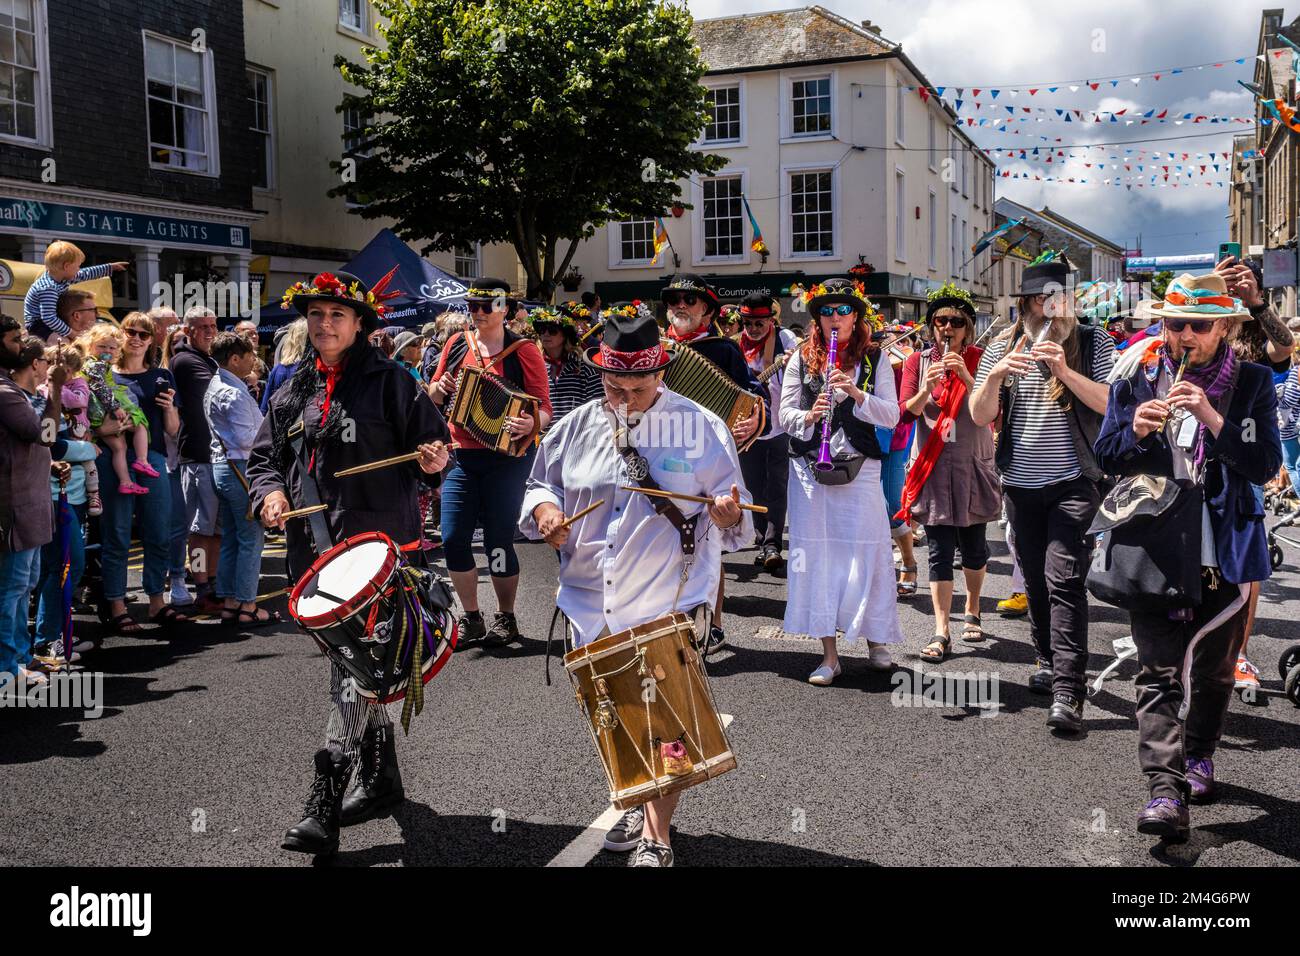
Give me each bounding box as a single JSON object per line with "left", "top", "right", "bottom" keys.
{"left": 326, "top": 661, "right": 391, "bottom": 759}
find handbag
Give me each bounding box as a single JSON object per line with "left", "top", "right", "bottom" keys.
{"left": 1085, "top": 474, "right": 1203, "bottom": 611}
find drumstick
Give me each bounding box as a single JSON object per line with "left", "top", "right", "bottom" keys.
{"left": 619, "top": 485, "right": 769, "bottom": 514}
{"left": 555, "top": 499, "right": 605, "bottom": 532}
{"left": 279, "top": 504, "right": 329, "bottom": 520}
{"left": 333, "top": 442, "right": 461, "bottom": 478}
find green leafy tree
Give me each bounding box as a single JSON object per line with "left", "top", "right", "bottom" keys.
{"left": 334, "top": 0, "right": 725, "bottom": 300}
{"left": 1150, "top": 270, "right": 1174, "bottom": 299}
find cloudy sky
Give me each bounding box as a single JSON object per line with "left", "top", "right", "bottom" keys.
{"left": 686, "top": 0, "right": 1272, "bottom": 257}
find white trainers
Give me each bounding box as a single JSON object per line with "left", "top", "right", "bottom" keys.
{"left": 629, "top": 838, "right": 674, "bottom": 867}
{"left": 169, "top": 575, "right": 194, "bottom": 607}
{"left": 808, "top": 663, "right": 841, "bottom": 686}
{"left": 867, "top": 644, "right": 893, "bottom": 670}
{"left": 603, "top": 805, "right": 645, "bottom": 852}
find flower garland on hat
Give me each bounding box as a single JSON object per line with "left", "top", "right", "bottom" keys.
{"left": 279, "top": 270, "right": 401, "bottom": 317}
{"left": 559, "top": 300, "right": 591, "bottom": 321}
{"left": 791, "top": 279, "right": 884, "bottom": 331}
{"left": 926, "top": 281, "right": 975, "bottom": 310}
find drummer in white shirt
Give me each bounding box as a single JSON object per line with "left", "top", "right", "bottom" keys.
{"left": 520, "top": 309, "right": 751, "bottom": 868}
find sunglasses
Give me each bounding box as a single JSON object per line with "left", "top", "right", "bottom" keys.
{"left": 663, "top": 292, "right": 700, "bottom": 307}
{"left": 932, "top": 315, "right": 968, "bottom": 329}
{"left": 467, "top": 301, "right": 498, "bottom": 314}
{"left": 817, "top": 305, "right": 856, "bottom": 317}
{"left": 124, "top": 328, "right": 153, "bottom": 340}
{"left": 1164, "top": 317, "right": 1219, "bottom": 335}
{"left": 534, "top": 323, "right": 561, "bottom": 335}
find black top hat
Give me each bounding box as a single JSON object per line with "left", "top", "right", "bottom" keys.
{"left": 662, "top": 274, "right": 721, "bottom": 312}
{"left": 806, "top": 277, "right": 870, "bottom": 319}
{"left": 464, "top": 277, "right": 516, "bottom": 304}
{"left": 739, "top": 292, "right": 776, "bottom": 317}
{"left": 288, "top": 269, "right": 398, "bottom": 332}
{"left": 1015, "top": 259, "right": 1073, "bottom": 297}
{"left": 582, "top": 309, "right": 677, "bottom": 374}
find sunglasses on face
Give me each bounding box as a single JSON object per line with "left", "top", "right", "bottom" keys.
{"left": 467, "top": 301, "right": 499, "bottom": 314}
{"left": 124, "top": 328, "right": 153, "bottom": 340}
{"left": 1165, "top": 317, "right": 1219, "bottom": 335}
{"left": 535, "top": 323, "right": 561, "bottom": 335}
{"left": 932, "top": 315, "right": 968, "bottom": 329}
{"left": 663, "top": 292, "right": 700, "bottom": 307}
{"left": 817, "top": 305, "right": 856, "bottom": 317}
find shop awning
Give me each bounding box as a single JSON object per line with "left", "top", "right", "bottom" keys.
{"left": 0, "top": 258, "right": 115, "bottom": 324}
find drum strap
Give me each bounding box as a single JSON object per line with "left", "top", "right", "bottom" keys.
{"left": 287, "top": 416, "right": 334, "bottom": 556}
{"left": 613, "top": 428, "right": 699, "bottom": 562}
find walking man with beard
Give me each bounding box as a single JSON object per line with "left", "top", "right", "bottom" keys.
{"left": 969, "top": 255, "right": 1115, "bottom": 734}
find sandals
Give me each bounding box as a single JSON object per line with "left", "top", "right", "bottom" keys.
{"left": 921, "top": 634, "right": 951, "bottom": 662}
{"left": 149, "top": 606, "right": 194, "bottom": 627}
{"left": 109, "top": 612, "right": 143, "bottom": 635}
{"left": 961, "top": 614, "right": 985, "bottom": 642}
{"left": 236, "top": 608, "right": 282, "bottom": 629}
{"left": 897, "top": 565, "right": 919, "bottom": 598}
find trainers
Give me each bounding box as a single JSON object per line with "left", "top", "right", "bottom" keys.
{"left": 603, "top": 805, "right": 645, "bottom": 852}
{"left": 1028, "top": 657, "right": 1053, "bottom": 695}
{"left": 629, "top": 838, "right": 674, "bottom": 868}
{"left": 486, "top": 611, "right": 521, "bottom": 645}
{"left": 86, "top": 492, "right": 103, "bottom": 517}
{"left": 1185, "top": 757, "right": 1216, "bottom": 804}
{"left": 456, "top": 611, "right": 486, "bottom": 649}
{"left": 997, "top": 592, "right": 1028, "bottom": 617}
{"left": 169, "top": 575, "right": 194, "bottom": 607}
{"left": 1233, "top": 656, "right": 1260, "bottom": 692}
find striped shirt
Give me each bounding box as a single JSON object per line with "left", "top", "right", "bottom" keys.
{"left": 974, "top": 326, "right": 1115, "bottom": 489}
{"left": 544, "top": 352, "right": 604, "bottom": 426}
{"left": 1279, "top": 366, "right": 1300, "bottom": 441}
{"left": 22, "top": 263, "right": 114, "bottom": 339}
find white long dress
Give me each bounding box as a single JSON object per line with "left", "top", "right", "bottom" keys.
{"left": 779, "top": 350, "right": 905, "bottom": 644}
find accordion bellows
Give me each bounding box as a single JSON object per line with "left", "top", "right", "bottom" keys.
{"left": 661, "top": 340, "right": 766, "bottom": 451}
{"left": 449, "top": 365, "right": 539, "bottom": 456}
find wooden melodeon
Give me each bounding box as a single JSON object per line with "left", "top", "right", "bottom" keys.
{"left": 449, "top": 363, "right": 540, "bottom": 456}
{"left": 565, "top": 612, "right": 736, "bottom": 810}
{"left": 661, "top": 340, "right": 766, "bottom": 451}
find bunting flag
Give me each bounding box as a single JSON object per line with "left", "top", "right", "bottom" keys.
{"left": 741, "top": 194, "right": 767, "bottom": 256}
{"left": 971, "top": 218, "right": 1024, "bottom": 255}
{"left": 650, "top": 215, "right": 671, "bottom": 265}
{"left": 1261, "top": 97, "right": 1300, "bottom": 135}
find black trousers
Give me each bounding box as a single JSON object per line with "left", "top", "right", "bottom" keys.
{"left": 1129, "top": 574, "right": 1247, "bottom": 801}
{"left": 924, "top": 522, "right": 990, "bottom": 582}
{"left": 739, "top": 434, "right": 789, "bottom": 552}
{"left": 1003, "top": 475, "right": 1100, "bottom": 700}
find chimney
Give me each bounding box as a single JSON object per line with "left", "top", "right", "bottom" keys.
{"left": 861, "top": 19, "right": 877, "bottom": 33}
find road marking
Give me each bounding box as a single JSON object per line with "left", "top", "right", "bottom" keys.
{"left": 546, "top": 713, "right": 734, "bottom": 868}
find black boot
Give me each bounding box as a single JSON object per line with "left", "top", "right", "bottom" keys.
{"left": 340, "top": 725, "right": 404, "bottom": 826}
{"left": 282, "top": 746, "right": 351, "bottom": 856}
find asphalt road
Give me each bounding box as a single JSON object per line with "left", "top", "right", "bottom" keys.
{"left": 3, "top": 524, "right": 1298, "bottom": 868}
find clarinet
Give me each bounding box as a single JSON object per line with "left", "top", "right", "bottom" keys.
{"left": 814, "top": 329, "right": 839, "bottom": 472}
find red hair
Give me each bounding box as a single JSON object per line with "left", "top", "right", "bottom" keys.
{"left": 800, "top": 314, "right": 877, "bottom": 376}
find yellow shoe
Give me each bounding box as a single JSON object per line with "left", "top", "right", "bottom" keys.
{"left": 997, "top": 592, "right": 1028, "bottom": 617}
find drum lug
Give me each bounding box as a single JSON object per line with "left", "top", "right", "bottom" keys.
{"left": 593, "top": 678, "right": 619, "bottom": 731}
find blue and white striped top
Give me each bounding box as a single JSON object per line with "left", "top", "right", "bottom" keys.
{"left": 22, "top": 263, "right": 114, "bottom": 339}
{"left": 1278, "top": 366, "right": 1300, "bottom": 441}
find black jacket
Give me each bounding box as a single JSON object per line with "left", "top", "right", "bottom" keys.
{"left": 246, "top": 345, "right": 449, "bottom": 579}
{"left": 676, "top": 334, "right": 772, "bottom": 437}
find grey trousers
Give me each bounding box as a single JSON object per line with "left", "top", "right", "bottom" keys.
{"left": 1128, "top": 575, "right": 1248, "bottom": 801}
{"left": 326, "top": 660, "right": 392, "bottom": 760}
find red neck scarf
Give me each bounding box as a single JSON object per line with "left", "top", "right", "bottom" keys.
{"left": 895, "top": 347, "right": 980, "bottom": 525}
{"left": 665, "top": 321, "right": 711, "bottom": 344}
{"left": 740, "top": 324, "right": 773, "bottom": 364}
{"left": 309, "top": 355, "right": 347, "bottom": 471}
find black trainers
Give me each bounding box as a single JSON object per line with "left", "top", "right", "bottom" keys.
{"left": 602, "top": 805, "right": 645, "bottom": 852}
{"left": 486, "top": 611, "right": 522, "bottom": 645}
{"left": 1046, "top": 693, "right": 1084, "bottom": 734}
{"left": 1028, "top": 657, "right": 1053, "bottom": 695}
{"left": 455, "top": 611, "right": 486, "bottom": 650}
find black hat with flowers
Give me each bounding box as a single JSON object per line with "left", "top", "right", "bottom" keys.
{"left": 464, "top": 277, "right": 517, "bottom": 307}
{"left": 925, "top": 281, "right": 976, "bottom": 322}
{"left": 662, "top": 273, "right": 721, "bottom": 314}
{"left": 281, "top": 267, "right": 402, "bottom": 332}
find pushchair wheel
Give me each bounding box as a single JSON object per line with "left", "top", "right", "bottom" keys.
{"left": 1278, "top": 643, "right": 1300, "bottom": 681}
{"left": 1285, "top": 664, "right": 1300, "bottom": 707}
{"left": 1270, "top": 543, "right": 1284, "bottom": 571}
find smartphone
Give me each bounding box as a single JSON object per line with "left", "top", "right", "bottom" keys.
{"left": 1218, "top": 242, "right": 1241, "bottom": 263}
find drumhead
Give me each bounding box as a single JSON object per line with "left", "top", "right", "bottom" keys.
{"left": 295, "top": 539, "right": 394, "bottom": 620}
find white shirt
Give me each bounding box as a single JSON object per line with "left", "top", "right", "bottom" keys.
{"left": 204, "top": 367, "right": 264, "bottom": 462}
{"left": 778, "top": 349, "right": 900, "bottom": 453}
{"left": 744, "top": 327, "right": 800, "bottom": 440}
{"left": 518, "top": 388, "right": 753, "bottom": 646}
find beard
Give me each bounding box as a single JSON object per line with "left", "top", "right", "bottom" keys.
{"left": 1024, "top": 310, "right": 1077, "bottom": 345}
{"left": 668, "top": 310, "right": 705, "bottom": 334}
{"left": 0, "top": 348, "right": 21, "bottom": 370}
